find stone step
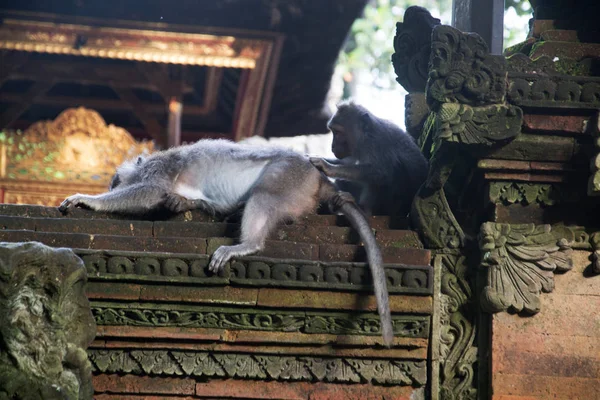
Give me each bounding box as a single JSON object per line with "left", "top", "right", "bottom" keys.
{"left": 0, "top": 230, "right": 431, "bottom": 265}
{"left": 0, "top": 215, "right": 423, "bottom": 248}
{"left": 0, "top": 204, "right": 410, "bottom": 229}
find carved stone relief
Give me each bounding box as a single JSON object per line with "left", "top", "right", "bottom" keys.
{"left": 479, "top": 223, "right": 574, "bottom": 313}
{"left": 489, "top": 182, "right": 580, "bottom": 206}
{"left": 0, "top": 242, "right": 96, "bottom": 400}
{"left": 88, "top": 349, "right": 427, "bottom": 386}
{"left": 92, "top": 303, "right": 430, "bottom": 338}
{"left": 79, "top": 250, "right": 433, "bottom": 294}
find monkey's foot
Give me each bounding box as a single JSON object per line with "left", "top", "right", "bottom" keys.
{"left": 208, "top": 245, "right": 235, "bottom": 273}
{"left": 59, "top": 194, "right": 91, "bottom": 213}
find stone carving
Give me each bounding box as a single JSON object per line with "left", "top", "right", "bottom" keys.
{"left": 0, "top": 107, "right": 154, "bottom": 185}
{"left": 435, "top": 254, "right": 478, "bottom": 400}
{"left": 489, "top": 182, "right": 579, "bottom": 206}
{"left": 88, "top": 349, "right": 427, "bottom": 386}
{"left": 426, "top": 25, "right": 508, "bottom": 108}
{"left": 434, "top": 103, "right": 522, "bottom": 147}
{"left": 589, "top": 111, "right": 600, "bottom": 195}
{"left": 92, "top": 304, "right": 430, "bottom": 338}
{"left": 508, "top": 75, "right": 600, "bottom": 109}
{"left": 411, "top": 187, "right": 465, "bottom": 250}
{"left": 392, "top": 6, "right": 441, "bottom": 93}
{"left": 0, "top": 242, "right": 96, "bottom": 400}
{"left": 79, "top": 250, "right": 433, "bottom": 294}
{"left": 506, "top": 54, "right": 559, "bottom": 75}
{"left": 479, "top": 223, "right": 574, "bottom": 313}
{"left": 591, "top": 232, "right": 600, "bottom": 274}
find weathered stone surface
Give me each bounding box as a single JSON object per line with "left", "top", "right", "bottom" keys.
{"left": 375, "top": 229, "right": 423, "bottom": 249}
{"left": 540, "top": 29, "right": 579, "bottom": 42}
{"left": 522, "top": 113, "right": 590, "bottom": 134}
{"left": 529, "top": 41, "right": 600, "bottom": 61}
{"left": 257, "top": 289, "right": 433, "bottom": 314}
{"left": 0, "top": 242, "right": 96, "bottom": 399}
{"left": 319, "top": 244, "right": 431, "bottom": 265}
{"left": 487, "top": 134, "right": 575, "bottom": 162}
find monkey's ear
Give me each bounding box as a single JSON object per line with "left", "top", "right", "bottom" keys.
{"left": 360, "top": 112, "right": 372, "bottom": 132}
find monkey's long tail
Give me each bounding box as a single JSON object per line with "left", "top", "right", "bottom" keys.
{"left": 339, "top": 200, "right": 393, "bottom": 347}
{"left": 319, "top": 182, "right": 393, "bottom": 347}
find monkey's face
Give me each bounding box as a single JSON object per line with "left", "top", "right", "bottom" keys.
{"left": 328, "top": 122, "right": 352, "bottom": 159}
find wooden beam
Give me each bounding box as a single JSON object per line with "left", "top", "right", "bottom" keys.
{"left": 0, "top": 51, "right": 29, "bottom": 86}
{"left": 0, "top": 80, "right": 54, "bottom": 129}
{"left": 167, "top": 96, "right": 183, "bottom": 148}
{"left": 8, "top": 61, "right": 195, "bottom": 93}
{"left": 0, "top": 93, "right": 211, "bottom": 116}
{"left": 112, "top": 87, "right": 165, "bottom": 147}
{"left": 452, "top": 0, "right": 504, "bottom": 54}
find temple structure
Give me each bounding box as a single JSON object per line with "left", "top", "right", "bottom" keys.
{"left": 0, "top": 0, "right": 599, "bottom": 399}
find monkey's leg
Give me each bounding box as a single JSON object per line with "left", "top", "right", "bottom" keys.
{"left": 59, "top": 183, "right": 167, "bottom": 214}
{"left": 164, "top": 193, "right": 217, "bottom": 215}
{"left": 208, "top": 193, "right": 281, "bottom": 273}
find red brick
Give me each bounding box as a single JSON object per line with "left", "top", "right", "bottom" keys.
{"left": 493, "top": 294, "right": 600, "bottom": 338}
{"left": 260, "top": 240, "right": 319, "bottom": 260}
{"left": 319, "top": 243, "right": 430, "bottom": 265}
{"left": 193, "top": 379, "right": 416, "bottom": 400}
{"left": 273, "top": 224, "right": 358, "bottom": 245}
{"left": 493, "top": 373, "right": 600, "bottom": 399}
{"left": 478, "top": 159, "right": 531, "bottom": 171}
{"left": 90, "top": 235, "right": 207, "bottom": 253}
{"left": 35, "top": 218, "right": 153, "bottom": 236}
{"left": 0, "top": 230, "right": 92, "bottom": 249}
{"left": 530, "top": 41, "right": 600, "bottom": 61}
{"left": 93, "top": 374, "right": 195, "bottom": 395}
{"left": 0, "top": 216, "right": 36, "bottom": 231}
{"left": 139, "top": 285, "right": 258, "bottom": 305}
{"left": 257, "top": 288, "right": 432, "bottom": 314}
{"left": 87, "top": 282, "right": 143, "bottom": 300}
{"left": 154, "top": 221, "right": 239, "bottom": 238}
{"left": 0, "top": 204, "right": 62, "bottom": 218}
{"left": 540, "top": 29, "right": 579, "bottom": 42}
{"left": 553, "top": 250, "right": 597, "bottom": 296}
{"left": 495, "top": 349, "right": 600, "bottom": 379}
{"left": 531, "top": 20, "right": 557, "bottom": 37}
{"left": 523, "top": 114, "right": 588, "bottom": 135}
{"left": 375, "top": 229, "right": 423, "bottom": 249}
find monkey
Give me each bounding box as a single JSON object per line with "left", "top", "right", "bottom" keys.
{"left": 59, "top": 139, "right": 394, "bottom": 346}
{"left": 310, "top": 101, "right": 429, "bottom": 217}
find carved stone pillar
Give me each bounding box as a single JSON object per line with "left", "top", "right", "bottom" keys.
{"left": 0, "top": 242, "right": 96, "bottom": 400}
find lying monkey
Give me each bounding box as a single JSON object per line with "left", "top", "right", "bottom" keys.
{"left": 59, "top": 139, "right": 393, "bottom": 346}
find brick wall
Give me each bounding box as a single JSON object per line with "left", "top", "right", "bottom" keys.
{"left": 491, "top": 250, "right": 600, "bottom": 400}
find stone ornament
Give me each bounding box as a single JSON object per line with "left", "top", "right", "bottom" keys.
{"left": 392, "top": 6, "right": 441, "bottom": 93}
{"left": 88, "top": 349, "right": 427, "bottom": 386}
{"left": 479, "top": 223, "right": 574, "bottom": 314}
{"left": 0, "top": 242, "right": 96, "bottom": 400}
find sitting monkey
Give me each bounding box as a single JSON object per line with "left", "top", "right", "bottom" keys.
{"left": 310, "top": 101, "right": 428, "bottom": 216}
{"left": 59, "top": 139, "right": 394, "bottom": 346}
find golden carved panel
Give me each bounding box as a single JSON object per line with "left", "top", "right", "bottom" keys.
{"left": 0, "top": 18, "right": 267, "bottom": 68}
{"left": 0, "top": 107, "right": 153, "bottom": 206}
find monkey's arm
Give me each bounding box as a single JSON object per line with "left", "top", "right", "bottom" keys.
{"left": 310, "top": 158, "right": 382, "bottom": 183}
{"left": 59, "top": 183, "right": 167, "bottom": 214}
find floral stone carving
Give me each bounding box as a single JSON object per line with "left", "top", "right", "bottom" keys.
{"left": 479, "top": 223, "right": 574, "bottom": 314}
{"left": 0, "top": 241, "right": 96, "bottom": 400}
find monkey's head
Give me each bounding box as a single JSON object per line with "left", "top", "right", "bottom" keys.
{"left": 328, "top": 101, "right": 370, "bottom": 159}
{"left": 109, "top": 155, "right": 145, "bottom": 191}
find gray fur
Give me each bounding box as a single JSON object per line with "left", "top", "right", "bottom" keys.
{"left": 311, "top": 101, "right": 429, "bottom": 216}
{"left": 59, "top": 139, "right": 394, "bottom": 346}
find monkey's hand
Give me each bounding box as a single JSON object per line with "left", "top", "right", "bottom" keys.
{"left": 309, "top": 157, "right": 333, "bottom": 175}
{"left": 164, "top": 193, "right": 216, "bottom": 215}
{"left": 59, "top": 194, "right": 94, "bottom": 213}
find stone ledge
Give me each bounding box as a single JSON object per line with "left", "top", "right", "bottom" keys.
{"left": 87, "top": 282, "right": 433, "bottom": 314}
{"left": 78, "top": 250, "right": 433, "bottom": 294}
{"left": 91, "top": 330, "right": 428, "bottom": 357}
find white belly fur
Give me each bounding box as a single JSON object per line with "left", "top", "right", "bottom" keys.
{"left": 173, "top": 159, "right": 269, "bottom": 212}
